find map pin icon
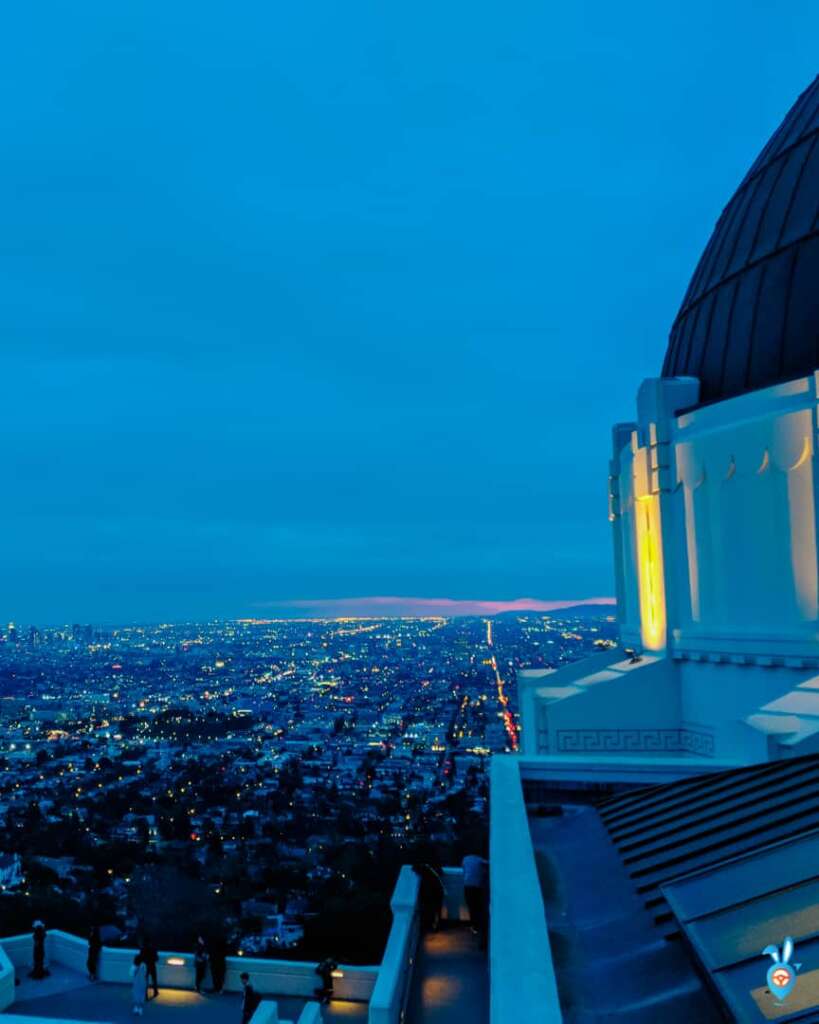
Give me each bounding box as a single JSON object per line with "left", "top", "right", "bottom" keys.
{"left": 768, "top": 962, "right": 796, "bottom": 1002}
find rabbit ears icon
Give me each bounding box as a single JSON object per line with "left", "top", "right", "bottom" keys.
{"left": 763, "top": 937, "right": 800, "bottom": 968}
{"left": 763, "top": 939, "right": 802, "bottom": 1003}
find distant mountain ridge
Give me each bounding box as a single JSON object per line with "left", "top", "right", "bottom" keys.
{"left": 492, "top": 603, "right": 617, "bottom": 619}
{"left": 257, "top": 596, "right": 618, "bottom": 618}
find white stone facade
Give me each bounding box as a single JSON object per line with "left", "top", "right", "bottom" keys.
{"left": 524, "top": 372, "right": 819, "bottom": 764}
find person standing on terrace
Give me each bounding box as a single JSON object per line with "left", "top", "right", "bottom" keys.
{"left": 240, "top": 972, "right": 260, "bottom": 1024}
{"left": 87, "top": 925, "right": 102, "bottom": 981}
{"left": 194, "top": 935, "right": 209, "bottom": 994}
{"left": 208, "top": 935, "right": 227, "bottom": 994}
{"left": 413, "top": 861, "right": 445, "bottom": 932}
{"left": 131, "top": 954, "right": 148, "bottom": 1016}
{"left": 29, "top": 921, "right": 49, "bottom": 979}
{"left": 141, "top": 939, "right": 159, "bottom": 999}
{"left": 461, "top": 850, "right": 489, "bottom": 948}
{"left": 314, "top": 957, "right": 338, "bottom": 1005}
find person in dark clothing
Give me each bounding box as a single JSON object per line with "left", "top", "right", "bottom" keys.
{"left": 240, "top": 972, "right": 260, "bottom": 1024}
{"left": 87, "top": 925, "right": 102, "bottom": 981}
{"left": 141, "top": 939, "right": 159, "bottom": 999}
{"left": 29, "top": 921, "right": 49, "bottom": 979}
{"left": 208, "top": 936, "right": 227, "bottom": 994}
{"left": 194, "top": 935, "right": 209, "bottom": 994}
{"left": 131, "top": 954, "right": 148, "bottom": 1016}
{"left": 413, "top": 862, "right": 445, "bottom": 932}
{"left": 314, "top": 958, "right": 338, "bottom": 1005}
{"left": 462, "top": 852, "right": 489, "bottom": 949}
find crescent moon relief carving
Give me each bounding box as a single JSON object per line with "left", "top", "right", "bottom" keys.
{"left": 675, "top": 447, "right": 705, "bottom": 490}
{"left": 786, "top": 436, "right": 812, "bottom": 472}
{"left": 726, "top": 457, "right": 736, "bottom": 480}
{"left": 757, "top": 450, "right": 770, "bottom": 475}
{"left": 690, "top": 466, "right": 706, "bottom": 490}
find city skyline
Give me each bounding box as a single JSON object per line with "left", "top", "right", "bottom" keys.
{"left": 0, "top": 610, "right": 617, "bottom": 965}
{"left": 1, "top": 595, "right": 616, "bottom": 629}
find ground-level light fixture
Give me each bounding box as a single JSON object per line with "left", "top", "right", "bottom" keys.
{"left": 166, "top": 957, "right": 186, "bottom": 967}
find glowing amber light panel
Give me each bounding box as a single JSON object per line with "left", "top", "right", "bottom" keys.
{"left": 634, "top": 493, "right": 667, "bottom": 651}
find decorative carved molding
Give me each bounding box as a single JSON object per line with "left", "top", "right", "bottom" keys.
{"left": 555, "top": 728, "right": 715, "bottom": 757}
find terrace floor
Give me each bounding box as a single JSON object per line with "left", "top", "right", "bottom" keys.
{"left": 6, "top": 966, "right": 366, "bottom": 1024}
{"left": 405, "top": 925, "right": 487, "bottom": 1024}
{"left": 529, "top": 807, "right": 721, "bottom": 1024}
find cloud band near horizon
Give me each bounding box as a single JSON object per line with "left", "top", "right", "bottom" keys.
{"left": 252, "top": 596, "right": 616, "bottom": 617}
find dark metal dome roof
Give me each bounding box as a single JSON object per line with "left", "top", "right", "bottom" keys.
{"left": 663, "top": 76, "right": 819, "bottom": 406}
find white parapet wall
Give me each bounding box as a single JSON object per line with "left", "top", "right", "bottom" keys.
{"left": 1, "top": 865, "right": 464, "bottom": 1024}
{"left": 0, "top": 929, "right": 377, "bottom": 1004}
{"left": 250, "top": 1002, "right": 282, "bottom": 1024}
{"left": 0, "top": 932, "right": 32, "bottom": 971}
{"left": 0, "top": 930, "right": 320, "bottom": 1024}
{"left": 368, "top": 865, "right": 420, "bottom": 1024}
{"left": 254, "top": 997, "right": 318, "bottom": 1024}
{"left": 0, "top": 864, "right": 447, "bottom": 1022}
{"left": 1, "top": 1018, "right": 112, "bottom": 1024}
{"left": 490, "top": 755, "right": 562, "bottom": 1024}
{"left": 293, "top": 1003, "right": 322, "bottom": 1024}
{"left": 0, "top": 943, "right": 14, "bottom": 1013}
{"left": 100, "top": 942, "right": 377, "bottom": 1002}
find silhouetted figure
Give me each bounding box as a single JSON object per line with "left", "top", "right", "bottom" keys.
{"left": 314, "top": 958, "right": 337, "bottom": 1005}
{"left": 141, "top": 939, "right": 159, "bottom": 999}
{"left": 240, "top": 972, "right": 260, "bottom": 1024}
{"left": 208, "top": 936, "right": 227, "bottom": 994}
{"left": 29, "top": 921, "right": 49, "bottom": 979}
{"left": 131, "top": 955, "right": 147, "bottom": 1016}
{"left": 413, "top": 862, "right": 445, "bottom": 932}
{"left": 462, "top": 852, "right": 489, "bottom": 948}
{"left": 194, "top": 935, "right": 209, "bottom": 994}
{"left": 87, "top": 925, "right": 102, "bottom": 981}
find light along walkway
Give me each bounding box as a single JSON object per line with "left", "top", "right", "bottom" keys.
{"left": 405, "top": 926, "right": 488, "bottom": 1024}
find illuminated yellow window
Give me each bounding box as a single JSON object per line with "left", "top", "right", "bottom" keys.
{"left": 633, "top": 443, "right": 667, "bottom": 651}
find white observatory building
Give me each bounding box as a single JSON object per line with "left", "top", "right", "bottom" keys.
{"left": 520, "top": 75, "right": 819, "bottom": 766}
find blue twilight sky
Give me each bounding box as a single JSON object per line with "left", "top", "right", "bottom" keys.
{"left": 1, "top": 4, "right": 817, "bottom": 623}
